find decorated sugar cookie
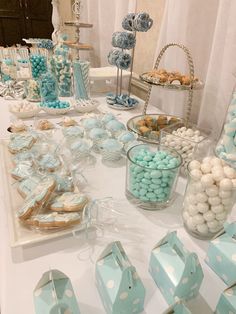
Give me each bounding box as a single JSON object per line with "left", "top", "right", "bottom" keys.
{"left": 50, "top": 192, "right": 88, "bottom": 212}
{"left": 37, "top": 153, "right": 61, "bottom": 172}
{"left": 17, "top": 176, "right": 56, "bottom": 220}
{"left": 8, "top": 133, "right": 36, "bottom": 154}
{"left": 11, "top": 161, "right": 34, "bottom": 180}
{"left": 17, "top": 175, "right": 42, "bottom": 198}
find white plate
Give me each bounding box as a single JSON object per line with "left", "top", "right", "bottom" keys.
{"left": 73, "top": 99, "right": 99, "bottom": 113}
{"left": 9, "top": 104, "right": 41, "bottom": 119}
{"left": 107, "top": 103, "right": 138, "bottom": 111}
{"left": 0, "top": 140, "right": 90, "bottom": 247}
{"left": 41, "top": 103, "right": 72, "bottom": 115}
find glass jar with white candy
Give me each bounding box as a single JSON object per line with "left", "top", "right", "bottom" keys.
{"left": 160, "top": 122, "right": 211, "bottom": 174}
{"left": 182, "top": 156, "right": 236, "bottom": 240}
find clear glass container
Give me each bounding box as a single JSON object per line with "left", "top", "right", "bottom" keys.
{"left": 215, "top": 83, "right": 236, "bottom": 167}
{"left": 161, "top": 121, "right": 212, "bottom": 174}
{"left": 1, "top": 58, "right": 17, "bottom": 81}
{"left": 40, "top": 72, "right": 58, "bottom": 103}
{"left": 182, "top": 160, "right": 236, "bottom": 240}
{"left": 51, "top": 54, "right": 72, "bottom": 97}
{"left": 126, "top": 144, "right": 182, "bottom": 210}
{"left": 25, "top": 79, "right": 41, "bottom": 102}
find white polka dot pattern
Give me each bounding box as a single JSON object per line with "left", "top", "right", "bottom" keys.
{"left": 106, "top": 280, "right": 115, "bottom": 289}
{"left": 65, "top": 289, "right": 73, "bottom": 298}
{"left": 181, "top": 277, "right": 189, "bottom": 284}
{"left": 34, "top": 288, "right": 42, "bottom": 297}
{"left": 119, "top": 292, "right": 128, "bottom": 300}
{"left": 133, "top": 298, "right": 140, "bottom": 305}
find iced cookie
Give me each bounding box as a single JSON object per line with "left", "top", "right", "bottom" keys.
{"left": 52, "top": 174, "right": 74, "bottom": 193}
{"left": 8, "top": 133, "right": 36, "bottom": 154}
{"left": 37, "top": 153, "right": 61, "bottom": 172}
{"left": 12, "top": 151, "right": 34, "bottom": 165}
{"left": 50, "top": 192, "right": 88, "bottom": 212}
{"left": 17, "top": 176, "right": 56, "bottom": 220}
{"left": 26, "top": 212, "right": 81, "bottom": 229}
{"left": 62, "top": 126, "right": 84, "bottom": 138}
{"left": 17, "top": 175, "right": 42, "bottom": 198}
{"left": 10, "top": 120, "right": 27, "bottom": 133}
{"left": 11, "top": 161, "right": 34, "bottom": 180}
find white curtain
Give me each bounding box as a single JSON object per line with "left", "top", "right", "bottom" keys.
{"left": 80, "top": 0, "right": 137, "bottom": 67}
{"left": 149, "top": 0, "right": 236, "bottom": 137}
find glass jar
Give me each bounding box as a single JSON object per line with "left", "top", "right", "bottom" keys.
{"left": 51, "top": 54, "right": 72, "bottom": 97}
{"left": 30, "top": 54, "right": 47, "bottom": 79}
{"left": 161, "top": 121, "right": 211, "bottom": 175}
{"left": 182, "top": 158, "right": 236, "bottom": 240}
{"left": 126, "top": 144, "right": 182, "bottom": 210}
{"left": 215, "top": 84, "right": 236, "bottom": 167}
{"left": 40, "top": 72, "right": 58, "bottom": 103}
{"left": 25, "top": 79, "right": 41, "bottom": 102}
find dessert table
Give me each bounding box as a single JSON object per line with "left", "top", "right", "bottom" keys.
{"left": 0, "top": 95, "right": 231, "bottom": 314}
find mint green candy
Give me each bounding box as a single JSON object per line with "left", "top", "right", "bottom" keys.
{"left": 152, "top": 178, "right": 162, "bottom": 185}
{"left": 141, "top": 178, "right": 151, "bottom": 185}
{"left": 154, "top": 187, "right": 164, "bottom": 195}
{"left": 147, "top": 192, "right": 156, "bottom": 199}
{"left": 148, "top": 162, "right": 156, "bottom": 169}
{"left": 150, "top": 170, "right": 162, "bottom": 179}
{"left": 137, "top": 173, "right": 144, "bottom": 180}
{"left": 143, "top": 155, "right": 152, "bottom": 161}
{"left": 139, "top": 161, "right": 148, "bottom": 167}
{"left": 139, "top": 188, "right": 147, "bottom": 196}
{"left": 144, "top": 172, "right": 151, "bottom": 179}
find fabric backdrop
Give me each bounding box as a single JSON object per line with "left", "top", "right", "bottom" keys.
{"left": 149, "top": 0, "right": 236, "bottom": 138}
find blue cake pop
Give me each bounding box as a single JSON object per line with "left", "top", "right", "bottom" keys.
{"left": 116, "top": 52, "right": 131, "bottom": 70}
{"left": 133, "top": 12, "right": 153, "bottom": 32}
{"left": 112, "top": 32, "right": 136, "bottom": 50}
{"left": 122, "top": 13, "right": 136, "bottom": 31}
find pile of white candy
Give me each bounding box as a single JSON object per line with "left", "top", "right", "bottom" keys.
{"left": 10, "top": 101, "right": 38, "bottom": 113}
{"left": 183, "top": 156, "right": 236, "bottom": 236}
{"left": 162, "top": 127, "right": 205, "bottom": 170}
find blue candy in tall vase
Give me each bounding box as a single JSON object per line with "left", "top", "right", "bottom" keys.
{"left": 30, "top": 54, "right": 47, "bottom": 79}
{"left": 40, "top": 71, "right": 58, "bottom": 103}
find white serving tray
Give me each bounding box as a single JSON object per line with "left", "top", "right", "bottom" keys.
{"left": 0, "top": 140, "right": 90, "bottom": 248}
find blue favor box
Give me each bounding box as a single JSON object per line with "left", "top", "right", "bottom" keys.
{"left": 95, "top": 241, "right": 146, "bottom": 314}
{"left": 205, "top": 222, "right": 236, "bottom": 286}
{"left": 215, "top": 283, "right": 236, "bottom": 314}
{"left": 33, "top": 269, "right": 80, "bottom": 314}
{"left": 163, "top": 300, "right": 192, "bottom": 314}
{"left": 149, "top": 231, "right": 204, "bottom": 305}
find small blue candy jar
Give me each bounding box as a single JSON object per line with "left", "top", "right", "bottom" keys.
{"left": 126, "top": 144, "right": 182, "bottom": 210}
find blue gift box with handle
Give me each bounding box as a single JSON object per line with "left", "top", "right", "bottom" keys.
{"left": 163, "top": 300, "right": 192, "bottom": 314}
{"left": 215, "top": 283, "right": 236, "bottom": 314}
{"left": 149, "top": 231, "right": 204, "bottom": 305}
{"left": 95, "top": 241, "right": 146, "bottom": 314}
{"left": 33, "top": 269, "right": 80, "bottom": 314}
{"left": 205, "top": 222, "right": 236, "bottom": 286}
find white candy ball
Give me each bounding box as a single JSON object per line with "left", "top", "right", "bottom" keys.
{"left": 187, "top": 195, "right": 197, "bottom": 205}
{"left": 232, "top": 179, "right": 236, "bottom": 188}
{"left": 192, "top": 214, "right": 205, "bottom": 225}
{"left": 211, "top": 168, "right": 225, "bottom": 182}
{"left": 186, "top": 128, "right": 194, "bottom": 137}
{"left": 205, "top": 186, "right": 219, "bottom": 197}
{"left": 210, "top": 157, "right": 223, "bottom": 166}
{"left": 203, "top": 211, "right": 216, "bottom": 222}
{"left": 197, "top": 223, "right": 209, "bottom": 234}
{"left": 191, "top": 182, "right": 205, "bottom": 192}
{"left": 219, "top": 178, "right": 233, "bottom": 191}
{"left": 218, "top": 219, "right": 225, "bottom": 226}
{"left": 223, "top": 166, "right": 236, "bottom": 179}
{"left": 186, "top": 217, "right": 197, "bottom": 231}
{"left": 187, "top": 205, "right": 199, "bottom": 216}
{"left": 190, "top": 169, "right": 203, "bottom": 180}
{"left": 197, "top": 202, "right": 209, "bottom": 213}
{"left": 194, "top": 130, "right": 200, "bottom": 136}
{"left": 208, "top": 196, "right": 221, "bottom": 206}
{"left": 211, "top": 204, "right": 224, "bottom": 214}
{"left": 201, "top": 174, "right": 214, "bottom": 187}
{"left": 196, "top": 192, "right": 208, "bottom": 203}
{"left": 189, "top": 160, "right": 201, "bottom": 170}
{"left": 216, "top": 212, "right": 227, "bottom": 221}
{"left": 207, "top": 219, "right": 219, "bottom": 229}
{"left": 200, "top": 163, "right": 212, "bottom": 174}
{"left": 219, "top": 190, "right": 232, "bottom": 198}
{"left": 209, "top": 226, "right": 222, "bottom": 233}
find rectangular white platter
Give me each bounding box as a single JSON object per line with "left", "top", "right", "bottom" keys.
{"left": 0, "top": 140, "right": 89, "bottom": 248}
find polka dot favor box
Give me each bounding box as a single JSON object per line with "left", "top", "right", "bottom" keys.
{"left": 95, "top": 241, "right": 146, "bottom": 314}
{"left": 205, "top": 222, "right": 236, "bottom": 286}
{"left": 149, "top": 231, "right": 204, "bottom": 305}
{"left": 215, "top": 283, "right": 236, "bottom": 314}
{"left": 33, "top": 269, "right": 81, "bottom": 314}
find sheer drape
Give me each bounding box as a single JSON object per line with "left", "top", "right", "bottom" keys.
{"left": 149, "top": 0, "right": 236, "bottom": 137}
{"left": 80, "top": 0, "right": 137, "bottom": 67}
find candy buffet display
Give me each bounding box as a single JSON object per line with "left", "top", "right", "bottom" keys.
{"left": 34, "top": 269, "right": 81, "bottom": 314}
{"left": 182, "top": 157, "right": 236, "bottom": 239}
{"left": 127, "top": 114, "right": 181, "bottom": 143}
{"left": 149, "top": 231, "right": 204, "bottom": 305}
{"left": 126, "top": 144, "right": 182, "bottom": 210}
{"left": 205, "top": 222, "right": 236, "bottom": 285}
{"left": 215, "top": 284, "right": 236, "bottom": 314}
{"left": 96, "top": 241, "right": 145, "bottom": 314}
{"left": 216, "top": 87, "right": 236, "bottom": 167}
{"left": 161, "top": 122, "right": 211, "bottom": 172}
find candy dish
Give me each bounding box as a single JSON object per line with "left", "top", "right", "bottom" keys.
{"left": 40, "top": 100, "right": 71, "bottom": 115}
{"left": 106, "top": 93, "right": 139, "bottom": 110}
{"left": 9, "top": 101, "right": 41, "bottom": 119}
{"left": 73, "top": 99, "right": 100, "bottom": 113}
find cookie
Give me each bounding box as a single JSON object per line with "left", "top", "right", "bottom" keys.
{"left": 37, "top": 153, "right": 61, "bottom": 172}
{"left": 17, "top": 176, "right": 56, "bottom": 220}
{"left": 52, "top": 174, "right": 74, "bottom": 193}
{"left": 50, "top": 192, "right": 88, "bottom": 212}
{"left": 11, "top": 161, "right": 34, "bottom": 180}
{"left": 25, "top": 212, "right": 81, "bottom": 229}
{"left": 8, "top": 133, "right": 36, "bottom": 154}
{"left": 12, "top": 151, "right": 34, "bottom": 166}
{"left": 10, "top": 120, "right": 28, "bottom": 133}
{"left": 17, "top": 175, "right": 41, "bottom": 198}
{"left": 37, "top": 119, "right": 54, "bottom": 130}
{"left": 138, "top": 126, "right": 151, "bottom": 136}
{"left": 62, "top": 126, "right": 84, "bottom": 138}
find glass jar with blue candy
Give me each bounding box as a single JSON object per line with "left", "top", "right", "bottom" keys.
{"left": 126, "top": 144, "right": 182, "bottom": 210}
{"left": 39, "top": 71, "right": 58, "bottom": 103}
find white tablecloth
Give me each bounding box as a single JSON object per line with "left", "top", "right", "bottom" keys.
{"left": 0, "top": 96, "right": 228, "bottom": 314}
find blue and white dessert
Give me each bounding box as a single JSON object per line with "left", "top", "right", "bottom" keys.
{"left": 82, "top": 117, "right": 101, "bottom": 130}
{"left": 100, "top": 139, "right": 123, "bottom": 161}
{"left": 105, "top": 120, "right": 126, "bottom": 135}
{"left": 11, "top": 161, "right": 34, "bottom": 180}
{"left": 17, "top": 175, "right": 41, "bottom": 198}
{"left": 88, "top": 128, "right": 109, "bottom": 141}
{"left": 101, "top": 113, "right": 116, "bottom": 125}
{"left": 62, "top": 126, "right": 84, "bottom": 139}
{"left": 69, "top": 139, "right": 93, "bottom": 156}
{"left": 8, "top": 133, "right": 35, "bottom": 154}
{"left": 118, "top": 131, "right": 136, "bottom": 144}
{"left": 37, "top": 153, "right": 61, "bottom": 172}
